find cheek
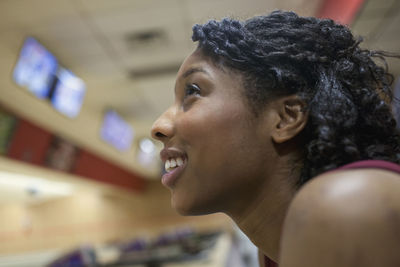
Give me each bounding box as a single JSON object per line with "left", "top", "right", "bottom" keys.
{"left": 177, "top": 102, "right": 259, "bottom": 173}
{"left": 178, "top": 103, "right": 248, "bottom": 149}
{"left": 180, "top": 96, "right": 251, "bottom": 134}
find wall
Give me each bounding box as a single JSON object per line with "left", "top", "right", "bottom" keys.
{"left": 1, "top": 110, "right": 146, "bottom": 192}
{"left": 317, "top": 0, "right": 365, "bottom": 25}
{"left": 0, "top": 180, "right": 232, "bottom": 255}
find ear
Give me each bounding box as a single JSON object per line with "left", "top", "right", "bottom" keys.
{"left": 271, "top": 96, "right": 308, "bottom": 144}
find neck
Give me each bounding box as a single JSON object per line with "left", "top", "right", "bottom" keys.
{"left": 228, "top": 163, "right": 298, "bottom": 262}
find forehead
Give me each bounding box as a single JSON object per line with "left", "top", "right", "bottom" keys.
{"left": 176, "top": 49, "right": 240, "bottom": 84}
{"left": 178, "top": 49, "right": 215, "bottom": 76}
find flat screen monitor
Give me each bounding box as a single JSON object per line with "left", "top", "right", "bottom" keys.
{"left": 100, "top": 110, "right": 134, "bottom": 151}
{"left": 13, "top": 37, "right": 58, "bottom": 99}
{"left": 50, "top": 68, "right": 86, "bottom": 118}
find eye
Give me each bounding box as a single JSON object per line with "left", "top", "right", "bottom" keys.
{"left": 184, "top": 83, "right": 201, "bottom": 98}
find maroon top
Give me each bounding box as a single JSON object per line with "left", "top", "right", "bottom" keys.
{"left": 264, "top": 256, "right": 278, "bottom": 267}
{"left": 338, "top": 159, "right": 400, "bottom": 174}
{"left": 263, "top": 160, "right": 400, "bottom": 266}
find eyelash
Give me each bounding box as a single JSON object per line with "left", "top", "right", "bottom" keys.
{"left": 184, "top": 83, "right": 201, "bottom": 98}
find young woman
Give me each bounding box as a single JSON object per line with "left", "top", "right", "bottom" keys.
{"left": 151, "top": 10, "right": 400, "bottom": 267}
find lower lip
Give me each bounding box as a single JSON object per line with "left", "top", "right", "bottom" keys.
{"left": 161, "top": 163, "right": 186, "bottom": 188}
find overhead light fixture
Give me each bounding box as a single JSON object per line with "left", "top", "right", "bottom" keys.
{"left": 137, "top": 138, "right": 157, "bottom": 167}
{"left": 139, "top": 138, "right": 155, "bottom": 154}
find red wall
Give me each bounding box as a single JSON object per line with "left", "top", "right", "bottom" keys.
{"left": 7, "top": 119, "right": 52, "bottom": 165}
{"left": 6, "top": 117, "right": 146, "bottom": 192}
{"left": 73, "top": 150, "right": 146, "bottom": 191}
{"left": 317, "top": 0, "right": 365, "bottom": 25}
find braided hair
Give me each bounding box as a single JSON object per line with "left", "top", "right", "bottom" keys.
{"left": 191, "top": 10, "right": 400, "bottom": 186}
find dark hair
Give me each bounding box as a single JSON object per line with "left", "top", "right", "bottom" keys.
{"left": 191, "top": 10, "right": 400, "bottom": 186}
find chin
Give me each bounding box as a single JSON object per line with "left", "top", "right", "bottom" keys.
{"left": 171, "top": 197, "right": 217, "bottom": 216}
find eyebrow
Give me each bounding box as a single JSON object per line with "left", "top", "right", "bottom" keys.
{"left": 181, "top": 67, "right": 210, "bottom": 79}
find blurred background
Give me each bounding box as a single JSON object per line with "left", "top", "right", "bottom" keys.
{"left": 0, "top": 0, "right": 399, "bottom": 266}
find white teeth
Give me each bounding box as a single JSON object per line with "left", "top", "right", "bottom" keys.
{"left": 170, "top": 159, "right": 177, "bottom": 168}
{"left": 165, "top": 160, "right": 170, "bottom": 171}
{"left": 176, "top": 157, "right": 183, "bottom": 166}
{"left": 165, "top": 157, "right": 185, "bottom": 172}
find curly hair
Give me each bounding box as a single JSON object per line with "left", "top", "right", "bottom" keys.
{"left": 191, "top": 10, "right": 400, "bottom": 186}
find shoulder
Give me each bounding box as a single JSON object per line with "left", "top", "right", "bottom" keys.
{"left": 290, "top": 167, "right": 400, "bottom": 207}
{"left": 279, "top": 168, "right": 400, "bottom": 267}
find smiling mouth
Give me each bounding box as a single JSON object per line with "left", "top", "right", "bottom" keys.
{"left": 165, "top": 157, "right": 185, "bottom": 172}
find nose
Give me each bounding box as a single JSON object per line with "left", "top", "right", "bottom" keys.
{"left": 151, "top": 106, "right": 175, "bottom": 144}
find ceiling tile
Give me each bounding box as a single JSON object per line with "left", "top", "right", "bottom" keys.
{"left": 0, "top": 0, "right": 78, "bottom": 31}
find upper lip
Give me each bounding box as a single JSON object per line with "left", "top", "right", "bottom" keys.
{"left": 160, "top": 147, "right": 187, "bottom": 163}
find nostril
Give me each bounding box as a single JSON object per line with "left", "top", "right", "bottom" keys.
{"left": 155, "top": 132, "right": 166, "bottom": 138}
{"left": 151, "top": 106, "right": 175, "bottom": 141}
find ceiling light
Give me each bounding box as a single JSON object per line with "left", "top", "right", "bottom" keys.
{"left": 139, "top": 138, "right": 155, "bottom": 154}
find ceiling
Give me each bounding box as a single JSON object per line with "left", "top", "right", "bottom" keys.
{"left": 0, "top": 0, "right": 399, "bottom": 179}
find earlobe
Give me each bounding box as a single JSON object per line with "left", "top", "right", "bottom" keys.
{"left": 271, "top": 96, "right": 308, "bottom": 144}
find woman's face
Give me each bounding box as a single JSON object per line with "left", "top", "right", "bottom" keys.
{"left": 151, "top": 49, "right": 277, "bottom": 216}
